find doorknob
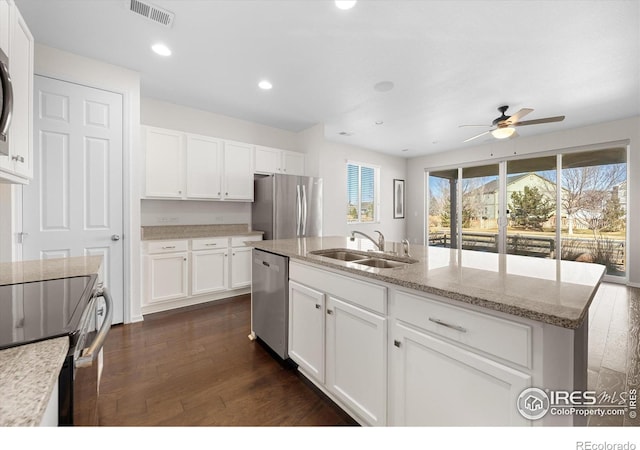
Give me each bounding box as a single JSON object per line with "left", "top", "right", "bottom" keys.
{"left": 111, "top": 234, "right": 121, "bottom": 241}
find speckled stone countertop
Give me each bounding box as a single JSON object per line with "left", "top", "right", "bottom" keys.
{"left": 0, "top": 255, "right": 103, "bottom": 286}
{"left": 252, "top": 236, "right": 606, "bottom": 329}
{"left": 141, "top": 224, "right": 264, "bottom": 241}
{"left": 0, "top": 337, "right": 69, "bottom": 426}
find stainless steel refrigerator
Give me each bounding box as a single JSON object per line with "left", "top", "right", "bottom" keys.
{"left": 252, "top": 174, "right": 322, "bottom": 239}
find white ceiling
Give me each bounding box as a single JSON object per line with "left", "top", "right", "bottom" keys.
{"left": 14, "top": 0, "right": 640, "bottom": 157}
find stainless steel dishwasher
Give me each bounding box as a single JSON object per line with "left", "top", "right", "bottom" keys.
{"left": 251, "top": 248, "right": 289, "bottom": 359}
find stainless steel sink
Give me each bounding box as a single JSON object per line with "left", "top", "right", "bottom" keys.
{"left": 353, "top": 258, "right": 407, "bottom": 268}
{"left": 310, "top": 250, "right": 367, "bottom": 261}
{"left": 309, "top": 248, "right": 418, "bottom": 269}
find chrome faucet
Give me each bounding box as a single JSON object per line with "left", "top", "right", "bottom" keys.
{"left": 350, "top": 230, "right": 385, "bottom": 252}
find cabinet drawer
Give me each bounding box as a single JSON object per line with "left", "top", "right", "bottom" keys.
{"left": 394, "top": 291, "right": 532, "bottom": 368}
{"left": 146, "top": 240, "right": 188, "bottom": 254}
{"left": 290, "top": 261, "right": 386, "bottom": 314}
{"left": 231, "top": 235, "right": 262, "bottom": 247}
{"left": 192, "top": 237, "right": 228, "bottom": 250}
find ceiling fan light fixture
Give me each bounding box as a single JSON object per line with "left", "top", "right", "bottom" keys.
{"left": 491, "top": 127, "right": 516, "bottom": 139}
{"left": 335, "top": 1, "right": 357, "bottom": 10}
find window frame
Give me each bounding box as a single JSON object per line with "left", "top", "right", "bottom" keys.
{"left": 347, "top": 160, "right": 381, "bottom": 224}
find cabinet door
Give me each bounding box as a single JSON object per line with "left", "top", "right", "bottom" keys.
{"left": 254, "top": 146, "right": 280, "bottom": 174}
{"left": 282, "top": 151, "right": 305, "bottom": 176}
{"left": 185, "top": 134, "right": 222, "bottom": 199}
{"left": 191, "top": 249, "right": 227, "bottom": 295}
{"left": 326, "top": 296, "right": 386, "bottom": 426}
{"left": 223, "top": 140, "right": 254, "bottom": 200}
{"left": 144, "top": 127, "right": 184, "bottom": 198}
{"left": 7, "top": 5, "right": 33, "bottom": 180}
{"left": 390, "top": 322, "right": 531, "bottom": 426}
{"left": 146, "top": 252, "right": 188, "bottom": 304}
{"left": 288, "top": 281, "right": 325, "bottom": 383}
{"left": 230, "top": 246, "right": 252, "bottom": 289}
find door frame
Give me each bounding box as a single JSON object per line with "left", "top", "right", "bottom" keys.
{"left": 13, "top": 50, "right": 140, "bottom": 324}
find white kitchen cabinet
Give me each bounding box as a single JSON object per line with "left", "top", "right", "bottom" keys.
{"left": 390, "top": 321, "right": 531, "bottom": 426}
{"left": 185, "top": 134, "right": 222, "bottom": 199}
{"left": 255, "top": 145, "right": 305, "bottom": 176}
{"left": 144, "top": 127, "right": 184, "bottom": 198}
{"left": 146, "top": 251, "right": 189, "bottom": 304}
{"left": 143, "top": 127, "right": 254, "bottom": 201}
{"left": 0, "top": 0, "right": 33, "bottom": 183}
{"left": 191, "top": 249, "right": 227, "bottom": 295}
{"left": 288, "top": 280, "right": 325, "bottom": 383}
{"left": 222, "top": 140, "right": 254, "bottom": 200}
{"left": 230, "top": 246, "right": 252, "bottom": 289}
{"left": 325, "top": 296, "right": 386, "bottom": 426}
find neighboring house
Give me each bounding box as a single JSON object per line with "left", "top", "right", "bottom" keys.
{"left": 614, "top": 180, "right": 627, "bottom": 212}
{"left": 465, "top": 173, "right": 559, "bottom": 228}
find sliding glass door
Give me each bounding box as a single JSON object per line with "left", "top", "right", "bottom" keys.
{"left": 426, "top": 145, "right": 628, "bottom": 279}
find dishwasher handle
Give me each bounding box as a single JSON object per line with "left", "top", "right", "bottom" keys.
{"left": 76, "top": 286, "right": 113, "bottom": 368}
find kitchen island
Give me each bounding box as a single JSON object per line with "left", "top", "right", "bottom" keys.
{"left": 251, "top": 236, "right": 605, "bottom": 427}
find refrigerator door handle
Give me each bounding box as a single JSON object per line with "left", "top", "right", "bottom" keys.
{"left": 296, "top": 184, "right": 302, "bottom": 236}
{"left": 301, "top": 184, "right": 308, "bottom": 236}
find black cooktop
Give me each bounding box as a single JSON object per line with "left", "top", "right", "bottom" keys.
{"left": 0, "top": 275, "right": 97, "bottom": 351}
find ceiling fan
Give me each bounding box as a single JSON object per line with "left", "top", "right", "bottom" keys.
{"left": 460, "top": 106, "right": 565, "bottom": 143}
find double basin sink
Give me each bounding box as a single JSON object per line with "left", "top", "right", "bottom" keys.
{"left": 309, "top": 248, "right": 418, "bottom": 269}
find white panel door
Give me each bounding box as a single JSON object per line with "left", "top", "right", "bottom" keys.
{"left": 144, "top": 127, "right": 183, "bottom": 198}
{"left": 191, "top": 249, "right": 227, "bottom": 295}
{"left": 22, "top": 76, "right": 124, "bottom": 324}
{"left": 230, "top": 246, "right": 252, "bottom": 289}
{"left": 223, "top": 140, "right": 254, "bottom": 200}
{"left": 288, "top": 281, "right": 325, "bottom": 383}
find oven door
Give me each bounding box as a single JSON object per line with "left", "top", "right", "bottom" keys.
{"left": 0, "top": 47, "right": 13, "bottom": 157}
{"left": 71, "top": 286, "right": 113, "bottom": 426}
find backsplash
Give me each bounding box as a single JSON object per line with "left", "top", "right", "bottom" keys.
{"left": 140, "top": 199, "right": 251, "bottom": 226}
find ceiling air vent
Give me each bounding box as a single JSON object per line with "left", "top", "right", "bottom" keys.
{"left": 129, "top": 0, "right": 175, "bottom": 27}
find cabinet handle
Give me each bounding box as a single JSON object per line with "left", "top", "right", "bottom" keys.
{"left": 327, "top": 309, "right": 334, "bottom": 315}
{"left": 11, "top": 155, "right": 24, "bottom": 163}
{"left": 428, "top": 317, "right": 467, "bottom": 333}
{"left": 232, "top": 252, "right": 236, "bottom": 256}
{"left": 218, "top": 192, "right": 221, "bottom": 195}
{"left": 162, "top": 246, "right": 176, "bottom": 249}
{"left": 394, "top": 340, "right": 401, "bottom": 348}
{"left": 183, "top": 257, "right": 187, "bottom": 261}
{"left": 178, "top": 190, "right": 182, "bottom": 194}
{"left": 205, "top": 243, "right": 217, "bottom": 246}
{"left": 315, "top": 304, "right": 321, "bottom": 309}
{"left": 225, "top": 192, "right": 229, "bottom": 195}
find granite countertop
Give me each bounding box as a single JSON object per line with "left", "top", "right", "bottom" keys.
{"left": 141, "top": 224, "right": 264, "bottom": 241}
{"left": 252, "top": 236, "right": 606, "bottom": 329}
{"left": 0, "top": 255, "right": 103, "bottom": 286}
{"left": 0, "top": 256, "right": 103, "bottom": 426}
{"left": 0, "top": 337, "right": 69, "bottom": 426}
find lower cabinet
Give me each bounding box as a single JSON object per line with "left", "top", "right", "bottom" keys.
{"left": 143, "top": 235, "right": 261, "bottom": 313}
{"left": 390, "top": 321, "right": 531, "bottom": 426}
{"left": 288, "top": 274, "right": 387, "bottom": 426}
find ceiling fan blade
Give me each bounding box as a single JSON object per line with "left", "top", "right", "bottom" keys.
{"left": 463, "top": 130, "right": 491, "bottom": 143}
{"left": 513, "top": 115, "right": 565, "bottom": 126}
{"left": 504, "top": 108, "right": 533, "bottom": 125}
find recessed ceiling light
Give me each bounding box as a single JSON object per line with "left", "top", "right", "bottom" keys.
{"left": 375, "top": 121, "right": 384, "bottom": 125}
{"left": 335, "top": 0, "right": 357, "bottom": 10}
{"left": 401, "top": 148, "right": 409, "bottom": 152}
{"left": 338, "top": 131, "right": 353, "bottom": 136}
{"left": 151, "top": 43, "right": 171, "bottom": 56}
{"left": 374, "top": 81, "right": 394, "bottom": 92}
{"left": 258, "top": 80, "right": 273, "bottom": 90}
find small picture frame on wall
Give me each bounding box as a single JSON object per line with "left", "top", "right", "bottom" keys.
{"left": 393, "top": 179, "right": 405, "bottom": 219}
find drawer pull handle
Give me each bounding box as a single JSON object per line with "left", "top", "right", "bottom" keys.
{"left": 394, "top": 340, "right": 401, "bottom": 348}
{"left": 162, "top": 246, "right": 176, "bottom": 249}
{"left": 327, "top": 309, "right": 334, "bottom": 315}
{"left": 205, "top": 243, "right": 217, "bottom": 246}
{"left": 428, "top": 317, "right": 467, "bottom": 333}
{"left": 315, "top": 304, "right": 321, "bottom": 309}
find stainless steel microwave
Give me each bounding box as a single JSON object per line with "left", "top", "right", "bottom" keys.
{"left": 0, "top": 47, "right": 13, "bottom": 157}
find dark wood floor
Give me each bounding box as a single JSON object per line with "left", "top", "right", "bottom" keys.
{"left": 97, "top": 294, "right": 356, "bottom": 426}
{"left": 97, "top": 283, "right": 639, "bottom": 427}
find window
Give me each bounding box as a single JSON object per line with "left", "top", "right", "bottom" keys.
{"left": 347, "top": 162, "right": 379, "bottom": 223}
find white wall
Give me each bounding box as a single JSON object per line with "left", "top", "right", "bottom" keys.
{"left": 141, "top": 97, "right": 300, "bottom": 151}
{"left": 406, "top": 116, "right": 640, "bottom": 285}
{"left": 298, "top": 124, "right": 408, "bottom": 243}
{"left": 141, "top": 199, "right": 250, "bottom": 226}
{"left": 34, "top": 44, "right": 143, "bottom": 322}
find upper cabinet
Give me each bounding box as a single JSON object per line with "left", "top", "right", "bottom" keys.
{"left": 143, "top": 126, "right": 254, "bottom": 201}
{"left": 0, "top": 0, "right": 34, "bottom": 184}
{"left": 255, "top": 145, "right": 305, "bottom": 176}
